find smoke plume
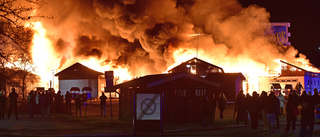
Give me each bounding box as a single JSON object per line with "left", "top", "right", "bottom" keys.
{"left": 34, "top": 0, "right": 315, "bottom": 77}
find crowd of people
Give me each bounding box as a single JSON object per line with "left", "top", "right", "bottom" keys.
{"left": 201, "top": 88, "right": 320, "bottom": 136}
{"left": 0, "top": 88, "right": 109, "bottom": 120}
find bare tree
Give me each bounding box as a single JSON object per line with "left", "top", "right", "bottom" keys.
{"left": 0, "top": 0, "right": 45, "bottom": 95}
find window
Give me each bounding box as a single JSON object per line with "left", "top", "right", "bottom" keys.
{"left": 281, "top": 80, "right": 285, "bottom": 82}
{"left": 195, "top": 88, "right": 206, "bottom": 96}
{"left": 287, "top": 80, "right": 291, "bottom": 82}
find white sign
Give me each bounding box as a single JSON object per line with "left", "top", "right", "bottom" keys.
{"left": 136, "top": 93, "right": 161, "bottom": 120}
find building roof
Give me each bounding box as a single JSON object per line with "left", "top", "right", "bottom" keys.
{"left": 167, "top": 57, "right": 224, "bottom": 73}
{"left": 280, "top": 60, "right": 309, "bottom": 72}
{"left": 55, "top": 62, "right": 104, "bottom": 80}
{"left": 115, "top": 72, "right": 221, "bottom": 89}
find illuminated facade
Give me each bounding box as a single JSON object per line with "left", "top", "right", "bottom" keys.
{"left": 54, "top": 62, "right": 105, "bottom": 98}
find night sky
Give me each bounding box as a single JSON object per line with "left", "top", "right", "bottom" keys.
{"left": 239, "top": 0, "right": 320, "bottom": 68}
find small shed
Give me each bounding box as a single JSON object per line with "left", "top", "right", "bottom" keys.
{"left": 115, "top": 72, "right": 220, "bottom": 123}
{"left": 55, "top": 62, "right": 105, "bottom": 98}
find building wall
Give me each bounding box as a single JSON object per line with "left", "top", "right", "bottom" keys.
{"left": 59, "top": 79, "right": 99, "bottom": 98}
{"left": 304, "top": 75, "right": 320, "bottom": 93}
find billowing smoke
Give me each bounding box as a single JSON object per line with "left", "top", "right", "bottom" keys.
{"left": 34, "top": 0, "right": 315, "bottom": 77}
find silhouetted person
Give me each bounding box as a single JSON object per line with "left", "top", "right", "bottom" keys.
{"left": 245, "top": 93, "right": 252, "bottom": 122}
{"left": 285, "top": 90, "right": 299, "bottom": 133}
{"left": 55, "top": 91, "right": 63, "bottom": 113}
{"left": 75, "top": 95, "right": 82, "bottom": 116}
{"left": 260, "top": 91, "right": 268, "bottom": 130}
{"left": 218, "top": 93, "right": 227, "bottom": 120}
{"left": 250, "top": 91, "right": 260, "bottom": 130}
{"left": 210, "top": 94, "right": 217, "bottom": 121}
{"left": 39, "top": 91, "right": 49, "bottom": 119}
{"left": 36, "top": 91, "right": 40, "bottom": 114}
{"left": 295, "top": 82, "right": 303, "bottom": 95}
{"left": 299, "top": 94, "right": 315, "bottom": 137}
{"left": 235, "top": 90, "right": 247, "bottom": 125}
{"left": 266, "top": 91, "right": 279, "bottom": 133}
{"left": 27, "top": 90, "right": 36, "bottom": 120}
{"left": 311, "top": 88, "right": 320, "bottom": 108}
{"left": 99, "top": 93, "right": 107, "bottom": 117}
{"left": 278, "top": 93, "right": 285, "bottom": 116}
{"left": 201, "top": 95, "right": 209, "bottom": 127}
{"left": 48, "top": 90, "right": 54, "bottom": 115}
{"left": 65, "top": 91, "right": 72, "bottom": 115}
{"left": 8, "top": 88, "right": 18, "bottom": 120}
{"left": 300, "top": 90, "right": 308, "bottom": 105}
{"left": 0, "top": 90, "right": 6, "bottom": 119}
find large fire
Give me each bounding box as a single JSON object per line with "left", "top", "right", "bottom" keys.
{"left": 22, "top": 0, "right": 320, "bottom": 94}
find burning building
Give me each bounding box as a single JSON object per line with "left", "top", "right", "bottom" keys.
{"left": 54, "top": 62, "right": 105, "bottom": 98}
{"left": 259, "top": 60, "right": 320, "bottom": 96}
{"left": 116, "top": 57, "right": 247, "bottom": 123}
{"left": 3, "top": 0, "right": 315, "bottom": 98}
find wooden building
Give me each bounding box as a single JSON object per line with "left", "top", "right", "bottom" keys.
{"left": 268, "top": 60, "right": 320, "bottom": 95}
{"left": 54, "top": 62, "right": 105, "bottom": 98}
{"left": 115, "top": 72, "right": 220, "bottom": 123}
{"left": 168, "top": 57, "right": 224, "bottom": 77}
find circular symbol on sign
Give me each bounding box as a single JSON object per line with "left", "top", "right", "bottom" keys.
{"left": 140, "top": 98, "right": 156, "bottom": 115}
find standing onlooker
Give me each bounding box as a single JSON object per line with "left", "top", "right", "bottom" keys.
{"left": 235, "top": 90, "right": 248, "bottom": 125}
{"left": 210, "top": 94, "right": 217, "bottom": 121}
{"left": 55, "top": 91, "right": 63, "bottom": 113}
{"left": 285, "top": 90, "right": 299, "bottom": 133}
{"left": 36, "top": 91, "right": 40, "bottom": 114}
{"left": 300, "top": 90, "right": 308, "bottom": 105}
{"left": 201, "top": 95, "right": 209, "bottom": 127}
{"left": 47, "top": 90, "right": 54, "bottom": 115}
{"left": 39, "top": 91, "right": 49, "bottom": 119}
{"left": 278, "top": 93, "right": 285, "bottom": 116}
{"left": 65, "top": 91, "right": 72, "bottom": 116}
{"left": 250, "top": 91, "right": 260, "bottom": 130}
{"left": 311, "top": 88, "right": 320, "bottom": 108}
{"left": 266, "top": 91, "right": 279, "bottom": 133}
{"left": 99, "top": 93, "right": 107, "bottom": 117}
{"left": 299, "top": 94, "right": 315, "bottom": 137}
{"left": 7, "top": 88, "right": 18, "bottom": 120}
{"left": 27, "top": 90, "right": 36, "bottom": 120}
{"left": 75, "top": 95, "right": 82, "bottom": 116}
{"left": 260, "top": 91, "right": 268, "bottom": 130}
{"left": 0, "top": 90, "right": 6, "bottom": 119}
{"left": 218, "top": 93, "right": 227, "bottom": 120}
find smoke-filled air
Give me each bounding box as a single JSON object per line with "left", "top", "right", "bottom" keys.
{"left": 27, "top": 0, "right": 317, "bottom": 85}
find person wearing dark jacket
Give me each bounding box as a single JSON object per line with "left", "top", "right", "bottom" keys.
{"left": 285, "top": 90, "right": 299, "bottom": 133}
{"left": 266, "top": 91, "right": 279, "bottom": 133}
{"left": 0, "top": 90, "right": 6, "bottom": 119}
{"left": 210, "top": 94, "right": 217, "bottom": 121}
{"left": 250, "top": 91, "right": 260, "bottom": 130}
{"left": 39, "top": 91, "right": 49, "bottom": 119}
{"left": 99, "top": 93, "right": 107, "bottom": 117}
{"left": 260, "top": 91, "right": 268, "bottom": 130}
{"left": 65, "top": 91, "right": 72, "bottom": 116}
{"left": 75, "top": 95, "right": 82, "bottom": 116}
{"left": 55, "top": 91, "right": 63, "bottom": 113}
{"left": 311, "top": 88, "right": 320, "bottom": 108}
{"left": 28, "top": 90, "right": 36, "bottom": 120}
{"left": 218, "top": 93, "right": 227, "bottom": 120}
{"left": 235, "top": 90, "right": 248, "bottom": 125}
{"left": 7, "top": 88, "right": 18, "bottom": 120}
{"left": 201, "top": 95, "right": 209, "bottom": 127}
{"left": 299, "top": 95, "right": 315, "bottom": 137}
